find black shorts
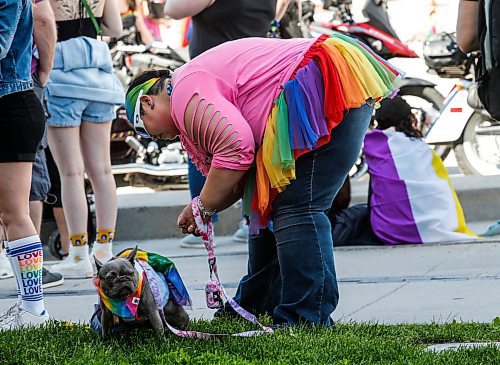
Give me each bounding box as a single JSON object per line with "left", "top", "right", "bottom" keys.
{"left": 0, "top": 90, "right": 45, "bottom": 163}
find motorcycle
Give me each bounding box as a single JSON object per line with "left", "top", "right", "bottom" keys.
{"left": 310, "top": 0, "right": 447, "bottom": 159}
{"left": 108, "top": 28, "right": 190, "bottom": 191}
{"left": 424, "top": 44, "right": 500, "bottom": 176}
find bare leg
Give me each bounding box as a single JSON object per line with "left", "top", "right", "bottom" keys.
{"left": 53, "top": 207, "right": 70, "bottom": 255}
{"left": 48, "top": 127, "right": 88, "bottom": 234}
{"left": 48, "top": 127, "right": 93, "bottom": 278}
{"left": 80, "top": 121, "right": 117, "bottom": 232}
{"left": 29, "top": 201, "right": 43, "bottom": 235}
{"left": 0, "top": 163, "right": 37, "bottom": 241}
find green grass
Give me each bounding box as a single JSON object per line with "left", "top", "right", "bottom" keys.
{"left": 0, "top": 318, "right": 499, "bottom": 364}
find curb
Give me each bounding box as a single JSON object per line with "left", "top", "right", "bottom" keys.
{"left": 96, "top": 175, "right": 500, "bottom": 241}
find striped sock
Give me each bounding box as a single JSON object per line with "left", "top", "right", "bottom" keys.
{"left": 4, "top": 242, "right": 21, "bottom": 302}
{"left": 7, "top": 235, "right": 45, "bottom": 315}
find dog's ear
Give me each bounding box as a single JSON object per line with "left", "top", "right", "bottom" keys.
{"left": 94, "top": 256, "right": 103, "bottom": 273}
{"left": 126, "top": 245, "right": 139, "bottom": 265}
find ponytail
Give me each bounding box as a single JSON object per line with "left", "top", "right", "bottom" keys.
{"left": 395, "top": 114, "right": 423, "bottom": 139}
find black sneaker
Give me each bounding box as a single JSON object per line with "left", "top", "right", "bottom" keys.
{"left": 42, "top": 268, "right": 64, "bottom": 289}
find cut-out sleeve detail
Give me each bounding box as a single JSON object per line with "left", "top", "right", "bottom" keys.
{"left": 171, "top": 72, "right": 255, "bottom": 174}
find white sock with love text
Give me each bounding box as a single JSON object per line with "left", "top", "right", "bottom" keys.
{"left": 7, "top": 235, "right": 45, "bottom": 315}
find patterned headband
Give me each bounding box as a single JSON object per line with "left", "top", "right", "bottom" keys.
{"left": 125, "top": 77, "right": 160, "bottom": 123}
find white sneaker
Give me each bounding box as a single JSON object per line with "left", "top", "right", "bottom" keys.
{"left": 232, "top": 219, "right": 249, "bottom": 243}
{"left": 50, "top": 245, "right": 93, "bottom": 279}
{"left": 180, "top": 234, "right": 215, "bottom": 249}
{"left": 90, "top": 242, "right": 113, "bottom": 263}
{"left": 90, "top": 242, "right": 113, "bottom": 274}
{"left": 0, "top": 251, "right": 13, "bottom": 280}
{"left": 0, "top": 304, "right": 49, "bottom": 331}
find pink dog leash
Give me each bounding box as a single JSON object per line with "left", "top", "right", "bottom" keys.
{"left": 192, "top": 197, "right": 273, "bottom": 333}
{"left": 157, "top": 197, "right": 273, "bottom": 338}
{"left": 139, "top": 197, "right": 273, "bottom": 339}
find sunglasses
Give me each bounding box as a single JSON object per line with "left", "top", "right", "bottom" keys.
{"left": 133, "top": 89, "right": 152, "bottom": 139}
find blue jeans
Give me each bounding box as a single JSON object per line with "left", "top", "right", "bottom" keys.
{"left": 233, "top": 103, "right": 373, "bottom": 326}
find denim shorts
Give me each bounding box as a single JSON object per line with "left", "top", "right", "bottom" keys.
{"left": 46, "top": 94, "right": 115, "bottom": 127}
{"left": 29, "top": 148, "right": 51, "bottom": 202}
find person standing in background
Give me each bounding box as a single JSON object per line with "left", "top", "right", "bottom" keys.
{"left": 0, "top": 0, "right": 60, "bottom": 285}
{"left": 456, "top": 0, "right": 479, "bottom": 53}
{"left": 117, "top": 0, "right": 155, "bottom": 45}
{"left": 0, "top": 0, "right": 49, "bottom": 329}
{"left": 29, "top": 0, "right": 64, "bottom": 287}
{"left": 47, "top": 0, "right": 123, "bottom": 278}
{"left": 165, "top": 0, "right": 277, "bottom": 248}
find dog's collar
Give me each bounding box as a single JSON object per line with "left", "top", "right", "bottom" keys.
{"left": 94, "top": 260, "right": 146, "bottom": 321}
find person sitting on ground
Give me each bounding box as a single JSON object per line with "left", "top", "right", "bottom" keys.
{"left": 329, "top": 96, "right": 477, "bottom": 246}
{"left": 124, "top": 33, "right": 401, "bottom": 327}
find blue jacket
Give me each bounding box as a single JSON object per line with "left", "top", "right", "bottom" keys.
{"left": 0, "top": 0, "right": 33, "bottom": 97}
{"left": 47, "top": 37, "right": 124, "bottom": 105}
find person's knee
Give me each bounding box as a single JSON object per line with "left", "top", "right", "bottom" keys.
{"left": 59, "top": 164, "right": 85, "bottom": 179}
{"left": 86, "top": 166, "right": 114, "bottom": 185}
{"left": 0, "top": 209, "right": 30, "bottom": 228}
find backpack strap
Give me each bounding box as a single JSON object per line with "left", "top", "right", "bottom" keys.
{"left": 82, "top": 0, "right": 103, "bottom": 36}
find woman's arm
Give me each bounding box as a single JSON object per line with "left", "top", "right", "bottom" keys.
{"left": 101, "top": 0, "right": 123, "bottom": 38}
{"left": 177, "top": 167, "right": 246, "bottom": 233}
{"left": 200, "top": 167, "right": 246, "bottom": 213}
{"left": 174, "top": 77, "right": 256, "bottom": 230}
{"left": 275, "top": 0, "right": 291, "bottom": 22}
{"left": 456, "top": 0, "right": 480, "bottom": 53}
{"left": 164, "top": 0, "right": 215, "bottom": 20}
{"left": 33, "top": 0, "right": 57, "bottom": 87}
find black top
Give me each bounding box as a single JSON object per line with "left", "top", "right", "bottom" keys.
{"left": 57, "top": 18, "right": 103, "bottom": 42}
{"left": 189, "top": 0, "right": 277, "bottom": 59}
{"left": 55, "top": 1, "right": 104, "bottom": 42}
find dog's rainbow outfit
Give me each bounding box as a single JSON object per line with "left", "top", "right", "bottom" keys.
{"left": 91, "top": 249, "right": 191, "bottom": 330}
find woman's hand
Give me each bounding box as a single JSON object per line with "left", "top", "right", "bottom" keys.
{"left": 177, "top": 203, "right": 199, "bottom": 235}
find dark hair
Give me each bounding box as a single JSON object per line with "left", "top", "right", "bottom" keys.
{"left": 127, "top": 69, "right": 172, "bottom": 97}
{"left": 392, "top": 113, "right": 423, "bottom": 139}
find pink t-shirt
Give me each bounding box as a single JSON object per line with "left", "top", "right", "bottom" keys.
{"left": 171, "top": 37, "right": 317, "bottom": 175}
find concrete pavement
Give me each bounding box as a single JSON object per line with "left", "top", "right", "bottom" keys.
{"left": 1, "top": 221, "right": 499, "bottom": 325}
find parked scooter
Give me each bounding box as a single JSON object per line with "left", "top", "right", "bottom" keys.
{"left": 311, "top": 0, "right": 446, "bottom": 158}
{"left": 424, "top": 43, "right": 500, "bottom": 176}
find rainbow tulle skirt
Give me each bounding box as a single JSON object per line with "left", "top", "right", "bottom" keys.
{"left": 242, "top": 34, "right": 404, "bottom": 233}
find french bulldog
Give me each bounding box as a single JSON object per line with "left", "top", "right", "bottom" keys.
{"left": 94, "top": 246, "right": 190, "bottom": 337}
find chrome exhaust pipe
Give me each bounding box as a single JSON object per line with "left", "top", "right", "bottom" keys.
{"left": 111, "top": 162, "right": 188, "bottom": 177}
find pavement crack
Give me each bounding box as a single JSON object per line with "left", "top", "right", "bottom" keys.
{"left": 346, "top": 282, "right": 409, "bottom": 317}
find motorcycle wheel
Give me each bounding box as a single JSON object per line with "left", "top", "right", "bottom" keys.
{"left": 398, "top": 86, "right": 450, "bottom": 160}
{"left": 48, "top": 229, "right": 66, "bottom": 260}
{"left": 454, "top": 112, "right": 500, "bottom": 175}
